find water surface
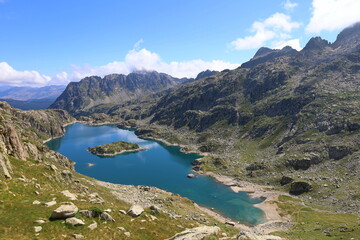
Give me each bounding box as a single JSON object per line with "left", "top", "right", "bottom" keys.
{"left": 46, "top": 123, "right": 264, "bottom": 225}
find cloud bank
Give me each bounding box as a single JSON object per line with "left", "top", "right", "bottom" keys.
{"left": 1, "top": 48, "right": 239, "bottom": 87}
{"left": 231, "top": 13, "right": 301, "bottom": 51}
{"left": 0, "top": 62, "right": 51, "bottom": 87}
{"left": 306, "top": 0, "right": 360, "bottom": 33}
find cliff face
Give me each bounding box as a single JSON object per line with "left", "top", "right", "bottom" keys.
{"left": 50, "top": 71, "right": 187, "bottom": 116}
{"left": 0, "top": 101, "right": 75, "bottom": 179}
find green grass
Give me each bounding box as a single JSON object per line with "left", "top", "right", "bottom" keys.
{"left": 274, "top": 195, "right": 360, "bottom": 240}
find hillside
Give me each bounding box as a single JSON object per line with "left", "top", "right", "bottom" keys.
{"left": 52, "top": 23, "right": 360, "bottom": 215}
{"left": 138, "top": 23, "right": 360, "bottom": 211}
{"left": 0, "top": 101, "right": 245, "bottom": 239}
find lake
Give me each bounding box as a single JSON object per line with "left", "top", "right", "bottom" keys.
{"left": 46, "top": 123, "right": 265, "bottom": 225}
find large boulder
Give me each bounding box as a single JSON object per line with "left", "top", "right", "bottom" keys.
{"left": 127, "top": 205, "right": 144, "bottom": 217}
{"left": 289, "top": 181, "right": 312, "bottom": 195}
{"left": 50, "top": 203, "right": 78, "bottom": 219}
{"left": 165, "top": 226, "right": 220, "bottom": 240}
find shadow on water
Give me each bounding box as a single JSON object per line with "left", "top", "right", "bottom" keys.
{"left": 46, "top": 123, "right": 265, "bottom": 225}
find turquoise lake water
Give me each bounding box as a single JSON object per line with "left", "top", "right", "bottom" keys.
{"left": 46, "top": 123, "right": 265, "bottom": 225}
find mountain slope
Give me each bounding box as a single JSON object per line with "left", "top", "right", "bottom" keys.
{"left": 125, "top": 23, "right": 360, "bottom": 215}
{"left": 50, "top": 71, "right": 189, "bottom": 116}
{"left": 0, "top": 101, "right": 237, "bottom": 239}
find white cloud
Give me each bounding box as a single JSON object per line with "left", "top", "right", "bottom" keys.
{"left": 306, "top": 0, "right": 360, "bottom": 33}
{"left": 283, "top": 0, "right": 298, "bottom": 11}
{"left": 0, "top": 62, "right": 51, "bottom": 87}
{"left": 273, "top": 38, "right": 302, "bottom": 50}
{"left": 64, "top": 48, "right": 239, "bottom": 82}
{"left": 0, "top": 47, "right": 239, "bottom": 87}
{"left": 231, "top": 13, "right": 301, "bottom": 50}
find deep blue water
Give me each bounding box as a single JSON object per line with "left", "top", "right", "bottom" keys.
{"left": 46, "top": 123, "right": 265, "bottom": 225}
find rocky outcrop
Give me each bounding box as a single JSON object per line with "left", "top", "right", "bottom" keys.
{"left": 165, "top": 226, "right": 220, "bottom": 240}
{"left": 50, "top": 203, "right": 78, "bottom": 220}
{"left": 280, "top": 176, "right": 294, "bottom": 186}
{"left": 289, "top": 181, "right": 312, "bottom": 195}
{"left": 328, "top": 146, "right": 354, "bottom": 160}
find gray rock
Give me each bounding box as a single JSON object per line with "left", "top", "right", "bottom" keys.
{"left": 127, "top": 205, "right": 144, "bottom": 217}
{"left": 124, "top": 232, "right": 131, "bottom": 237}
{"left": 61, "top": 190, "right": 77, "bottom": 201}
{"left": 150, "top": 205, "right": 161, "bottom": 214}
{"left": 165, "top": 226, "right": 220, "bottom": 240}
{"left": 51, "top": 203, "right": 78, "bottom": 219}
{"left": 119, "top": 209, "right": 127, "bottom": 215}
{"left": 44, "top": 200, "right": 57, "bottom": 207}
{"left": 34, "top": 226, "right": 42, "bottom": 233}
{"left": 66, "top": 217, "right": 85, "bottom": 226}
{"left": 99, "top": 212, "right": 115, "bottom": 222}
{"left": 33, "top": 220, "right": 46, "bottom": 224}
{"left": 72, "top": 234, "right": 84, "bottom": 239}
{"left": 87, "top": 222, "right": 97, "bottom": 230}
{"left": 32, "top": 200, "right": 41, "bottom": 205}
{"left": 187, "top": 174, "right": 195, "bottom": 178}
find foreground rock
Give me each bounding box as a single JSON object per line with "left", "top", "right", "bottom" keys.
{"left": 51, "top": 203, "right": 78, "bottom": 219}
{"left": 165, "top": 226, "right": 220, "bottom": 240}
{"left": 127, "top": 205, "right": 144, "bottom": 217}
{"left": 65, "top": 217, "right": 85, "bottom": 226}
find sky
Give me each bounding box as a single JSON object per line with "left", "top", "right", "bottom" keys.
{"left": 1, "top": 0, "right": 360, "bottom": 87}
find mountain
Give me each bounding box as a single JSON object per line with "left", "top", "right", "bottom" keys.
{"left": 50, "top": 71, "right": 191, "bottom": 116}
{"left": 114, "top": 23, "right": 360, "bottom": 217}
{"left": 0, "top": 85, "right": 66, "bottom": 101}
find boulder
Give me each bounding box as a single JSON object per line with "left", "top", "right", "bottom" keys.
{"left": 44, "top": 200, "right": 57, "bottom": 207}
{"left": 88, "top": 222, "right": 97, "bottom": 230}
{"left": 150, "top": 205, "right": 161, "bottom": 214}
{"left": 51, "top": 203, "right": 78, "bottom": 219}
{"left": 99, "top": 212, "right": 115, "bottom": 222}
{"left": 66, "top": 217, "right": 85, "bottom": 226}
{"left": 127, "top": 205, "right": 144, "bottom": 217}
{"left": 165, "top": 226, "right": 220, "bottom": 240}
{"left": 72, "top": 234, "right": 84, "bottom": 239}
{"left": 61, "top": 190, "right": 77, "bottom": 201}
{"left": 289, "top": 181, "right": 312, "bottom": 195}
{"left": 280, "top": 176, "right": 294, "bottom": 186}
{"left": 34, "top": 226, "right": 42, "bottom": 233}
{"left": 187, "top": 174, "right": 195, "bottom": 178}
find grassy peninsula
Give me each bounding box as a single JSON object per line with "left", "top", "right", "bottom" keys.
{"left": 88, "top": 141, "right": 147, "bottom": 156}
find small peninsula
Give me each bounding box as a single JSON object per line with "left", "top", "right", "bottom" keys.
{"left": 88, "top": 141, "right": 147, "bottom": 156}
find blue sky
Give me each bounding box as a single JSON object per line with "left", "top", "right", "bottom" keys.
{"left": 1, "top": 0, "right": 360, "bottom": 86}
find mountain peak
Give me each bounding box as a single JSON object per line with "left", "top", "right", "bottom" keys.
{"left": 302, "top": 37, "right": 330, "bottom": 52}
{"left": 332, "top": 22, "right": 360, "bottom": 49}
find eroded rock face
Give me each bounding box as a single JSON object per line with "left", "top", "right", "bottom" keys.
{"left": 328, "top": 146, "right": 354, "bottom": 160}
{"left": 289, "top": 181, "right": 312, "bottom": 195}
{"left": 165, "top": 226, "right": 220, "bottom": 240}
{"left": 51, "top": 203, "right": 78, "bottom": 219}
{"left": 280, "top": 176, "right": 294, "bottom": 186}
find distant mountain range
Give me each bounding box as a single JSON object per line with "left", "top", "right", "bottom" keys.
{"left": 0, "top": 85, "right": 66, "bottom": 110}
{"left": 50, "top": 70, "right": 218, "bottom": 116}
